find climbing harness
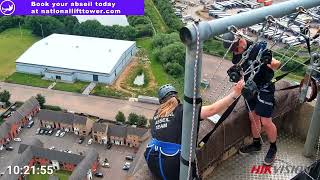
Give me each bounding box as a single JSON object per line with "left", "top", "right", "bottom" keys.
{"left": 145, "top": 138, "right": 181, "bottom": 180}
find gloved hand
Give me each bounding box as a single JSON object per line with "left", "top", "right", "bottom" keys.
{"left": 227, "top": 65, "right": 243, "bottom": 83}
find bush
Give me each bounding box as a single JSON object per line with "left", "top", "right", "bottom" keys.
{"left": 128, "top": 113, "right": 139, "bottom": 125}
{"left": 0, "top": 16, "right": 24, "bottom": 33}
{"left": 137, "top": 115, "right": 148, "bottom": 127}
{"left": 115, "top": 111, "right": 126, "bottom": 123}
{"left": 44, "top": 105, "right": 62, "bottom": 111}
{"left": 165, "top": 62, "right": 184, "bottom": 77}
{"left": 25, "top": 16, "right": 66, "bottom": 37}
{"left": 36, "top": 94, "right": 46, "bottom": 109}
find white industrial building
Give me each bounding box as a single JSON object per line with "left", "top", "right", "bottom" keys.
{"left": 16, "top": 34, "right": 137, "bottom": 84}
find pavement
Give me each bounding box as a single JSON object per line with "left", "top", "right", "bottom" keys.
{"left": 82, "top": 82, "right": 97, "bottom": 95}
{"left": 0, "top": 120, "right": 135, "bottom": 180}
{"left": 0, "top": 82, "right": 158, "bottom": 120}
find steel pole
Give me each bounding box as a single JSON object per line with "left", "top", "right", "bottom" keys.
{"left": 179, "top": 0, "right": 320, "bottom": 179}
{"left": 180, "top": 24, "right": 203, "bottom": 180}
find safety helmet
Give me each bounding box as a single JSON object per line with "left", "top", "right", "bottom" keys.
{"left": 222, "top": 32, "right": 236, "bottom": 49}
{"left": 158, "top": 84, "right": 177, "bottom": 103}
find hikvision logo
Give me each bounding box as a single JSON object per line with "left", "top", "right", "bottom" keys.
{"left": 250, "top": 160, "right": 308, "bottom": 175}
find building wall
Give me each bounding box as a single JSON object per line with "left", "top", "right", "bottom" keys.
{"left": 110, "top": 136, "right": 125, "bottom": 145}
{"left": 73, "top": 123, "right": 87, "bottom": 136}
{"left": 16, "top": 63, "right": 44, "bottom": 75}
{"left": 126, "top": 135, "right": 141, "bottom": 148}
{"left": 59, "top": 123, "right": 73, "bottom": 132}
{"left": 92, "top": 131, "right": 107, "bottom": 144}
{"left": 44, "top": 71, "right": 75, "bottom": 82}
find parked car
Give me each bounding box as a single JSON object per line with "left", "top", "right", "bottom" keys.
{"left": 59, "top": 131, "right": 66, "bottom": 137}
{"left": 5, "top": 147, "right": 14, "bottom": 151}
{"left": 44, "top": 129, "right": 49, "bottom": 135}
{"left": 13, "top": 138, "right": 21, "bottom": 142}
{"left": 27, "top": 121, "right": 34, "bottom": 128}
{"left": 49, "top": 146, "right": 55, "bottom": 150}
{"left": 36, "top": 128, "right": 40, "bottom": 135}
{"left": 39, "top": 129, "right": 45, "bottom": 135}
{"left": 48, "top": 129, "right": 53, "bottom": 136}
{"left": 125, "top": 155, "right": 135, "bottom": 161}
{"left": 106, "top": 142, "right": 112, "bottom": 149}
{"left": 122, "top": 162, "right": 130, "bottom": 170}
{"left": 101, "top": 158, "right": 110, "bottom": 168}
{"left": 94, "top": 172, "right": 103, "bottom": 178}
{"left": 78, "top": 137, "right": 85, "bottom": 144}
{"left": 87, "top": 138, "right": 93, "bottom": 145}
{"left": 55, "top": 130, "right": 61, "bottom": 137}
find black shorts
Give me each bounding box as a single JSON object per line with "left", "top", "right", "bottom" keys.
{"left": 245, "top": 91, "right": 275, "bottom": 118}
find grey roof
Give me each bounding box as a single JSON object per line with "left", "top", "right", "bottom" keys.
{"left": 0, "top": 122, "right": 10, "bottom": 139}
{"left": 36, "top": 109, "right": 87, "bottom": 125}
{"left": 92, "top": 122, "right": 107, "bottom": 133}
{"left": 127, "top": 127, "right": 148, "bottom": 137}
{"left": 69, "top": 149, "right": 98, "bottom": 180}
{"left": 108, "top": 124, "right": 127, "bottom": 138}
{"left": 18, "top": 138, "right": 44, "bottom": 153}
{"left": 5, "top": 97, "right": 39, "bottom": 125}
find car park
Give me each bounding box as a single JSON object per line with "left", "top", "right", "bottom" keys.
{"left": 39, "top": 129, "right": 45, "bottom": 135}
{"left": 13, "top": 138, "right": 21, "bottom": 142}
{"left": 122, "top": 162, "right": 130, "bottom": 170}
{"left": 36, "top": 128, "right": 40, "bottom": 135}
{"left": 44, "top": 129, "right": 49, "bottom": 135}
{"left": 94, "top": 172, "right": 104, "bottom": 178}
{"left": 49, "top": 146, "right": 55, "bottom": 150}
{"left": 48, "top": 129, "right": 53, "bottom": 136}
{"left": 101, "top": 158, "right": 110, "bottom": 168}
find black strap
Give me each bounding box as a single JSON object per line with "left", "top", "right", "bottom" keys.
{"left": 276, "top": 85, "right": 300, "bottom": 91}
{"left": 199, "top": 96, "right": 241, "bottom": 145}
{"left": 184, "top": 95, "right": 202, "bottom": 104}
{"left": 180, "top": 156, "right": 196, "bottom": 167}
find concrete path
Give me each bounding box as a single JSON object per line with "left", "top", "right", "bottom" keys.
{"left": 0, "top": 82, "right": 158, "bottom": 120}
{"left": 82, "top": 82, "right": 96, "bottom": 95}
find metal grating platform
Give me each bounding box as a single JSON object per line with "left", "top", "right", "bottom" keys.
{"left": 209, "top": 132, "right": 318, "bottom": 180}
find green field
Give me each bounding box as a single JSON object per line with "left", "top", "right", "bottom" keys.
{"left": 0, "top": 28, "right": 39, "bottom": 81}
{"left": 91, "top": 84, "right": 131, "bottom": 99}
{"left": 27, "top": 170, "right": 71, "bottom": 180}
{"left": 145, "top": 0, "right": 169, "bottom": 33}
{"left": 5, "top": 72, "right": 52, "bottom": 88}
{"left": 53, "top": 81, "right": 89, "bottom": 93}
{"left": 136, "top": 37, "right": 184, "bottom": 96}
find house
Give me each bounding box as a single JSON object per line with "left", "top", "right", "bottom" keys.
{"left": 126, "top": 127, "right": 149, "bottom": 148}
{"left": 0, "top": 97, "right": 39, "bottom": 147}
{"left": 107, "top": 124, "right": 149, "bottom": 148}
{"left": 3, "top": 138, "right": 99, "bottom": 180}
{"left": 108, "top": 124, "right": 127, "bottom": 145}
{"left": 36, "top": 110, "right": 93, "bottom": 135}
{"left": 92, "top": 123, "right": 108, "bottom": 144}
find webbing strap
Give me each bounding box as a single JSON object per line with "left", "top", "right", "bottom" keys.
{"left": 199, "top": 96, "right": 241, "bottom": 145}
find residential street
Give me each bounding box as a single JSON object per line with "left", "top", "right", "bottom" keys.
{"left": 0, "top": 82, "right": 158, "bottom": 120}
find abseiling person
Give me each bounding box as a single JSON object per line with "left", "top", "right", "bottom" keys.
{"left": 144, "top": 81, "right": 244, "bottom": 180}
{"left": 223, "top": 33, "right": 281, "bottom": 166}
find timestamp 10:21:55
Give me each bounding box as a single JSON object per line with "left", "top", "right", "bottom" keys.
{"left": 7, "top": 165, "right": 54, "bottom": 175}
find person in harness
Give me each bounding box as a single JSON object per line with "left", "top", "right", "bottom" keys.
{"left": 223, "top": 33, "right": 281, "bottom": 165}
{"left": 145, "top": 81, "right": 244, "bottom": 180}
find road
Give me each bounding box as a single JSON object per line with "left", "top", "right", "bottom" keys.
{"left": 0, "top": 82, "right": 158, "bottom": 120}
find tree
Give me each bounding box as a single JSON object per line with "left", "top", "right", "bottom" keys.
{"left": 63, "top": 16, "right": 79, "bottom": 34}
{"left": 36, "top": 94, "right": 46, "bottom": 109}
{"left": 0, "top": 16, "right": 24, "bottom": 33}
{"left": 0, "top": 90, "right": 11, "bottom": 106}
{"left": 73, "top": 20, "right": 104, "bottom": 37}
{"left": 137, "top": 115, "right": 148, "bottom": 127}
{"left": 152, "top": 33, "right": 180, "bottom": 49}
{"left": 115, "top": 111, "right": 126, "bottom": 123}
{"left": 165, "top": 62, "right": 184, "bottom": 77}
{"left": 158, "top": 42, "right": 185, "bottom": 65}
{"left": 25, "top": 16, "right": 66, "bottom": 37}
{"left": 128, "top": 113, "right": 139, "bottom": 125}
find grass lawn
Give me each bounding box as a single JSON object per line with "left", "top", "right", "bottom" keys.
{"left": 0, "top": 28, "right": 39, "bottom": 81}
{"left": 5, "top": 72, "right": 52, "bottom": 88}
{"left": 53, "top": 81, "right": 89, "bottom": 93}
{"left": 91, "top": 84, "right": 131, "bottom": 99}
{"left": 145, "top": 0, "right": 169, "bottom": 33}
{"left": 136, "top": 37, "right": 184, "bottom": 96}
{"left": 27, "top": 170, "right": 71, "bottom": 180}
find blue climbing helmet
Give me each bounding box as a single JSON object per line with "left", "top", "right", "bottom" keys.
{"left": 158, "top": 84, "right": 177, "bottom": 103}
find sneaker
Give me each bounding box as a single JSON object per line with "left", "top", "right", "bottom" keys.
{"left": 264, "top": 147, "right": 277, "bottom": 165}
{"left": 239, "top": 143, "right": 262, "bottom": 155}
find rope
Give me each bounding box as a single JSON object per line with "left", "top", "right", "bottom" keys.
{"left": 187, "top": 22, "right": 200, "bottom": 180}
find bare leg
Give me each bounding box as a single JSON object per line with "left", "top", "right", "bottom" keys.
{"left": 249, "top": 111, "right": 261, "bottom": 139}
{"left": 261, "top": 117, "right": 277, "bottom": 143}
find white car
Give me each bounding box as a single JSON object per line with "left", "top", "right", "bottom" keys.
{"left": 59, "top": 131, "right": 66, "bottom": 137}
{"left": 13, "top": 138, "right": 21, "bottom": 142}
{"left": 87, "top": 138, "right": 93, "bottom": 145}
{"left": 36, "top": 128, "right": 41, "bottom": 134}
{"left": 49, "top": 146, "right": 55, "bottom": 150}
{"left": 55, "top": 130, "right": 61, "bottom": 137}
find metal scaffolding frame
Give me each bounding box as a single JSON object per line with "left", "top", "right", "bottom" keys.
{"left": 179, "top": 0, "right": 320, "bottom": 179}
